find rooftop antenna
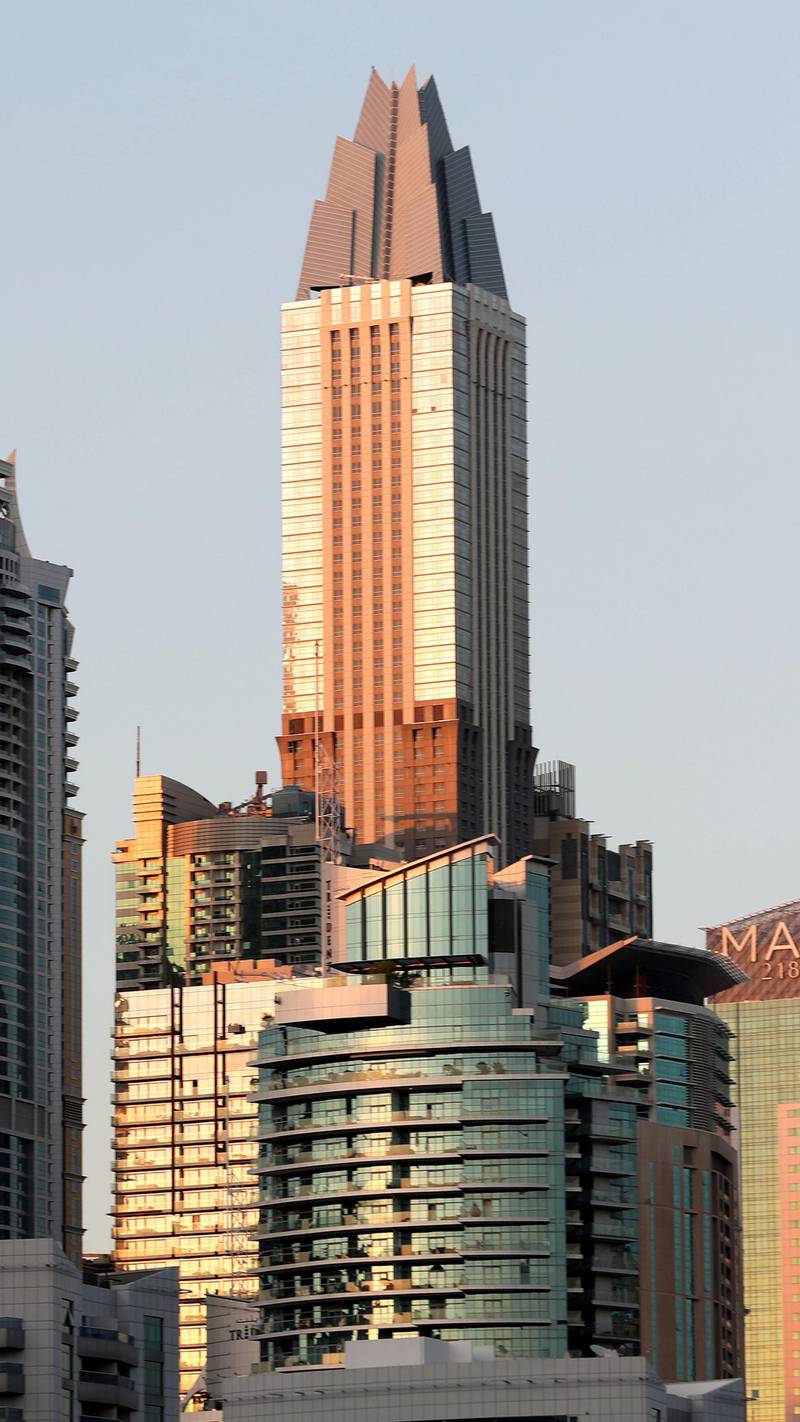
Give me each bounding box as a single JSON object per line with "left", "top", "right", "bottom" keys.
{"left": 136, "top": 725, "right": 141, "bottom": 779}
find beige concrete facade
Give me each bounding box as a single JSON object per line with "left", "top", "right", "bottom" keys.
{"left": 533, "top": 814, "right": 653, "bottom": 965}
{"left": 112, "top": 972, "right": 306, "bottom": 1401}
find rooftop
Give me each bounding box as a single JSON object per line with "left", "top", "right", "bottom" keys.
{"left": 553, "top": 935, "right": 747, "bottom": 1006}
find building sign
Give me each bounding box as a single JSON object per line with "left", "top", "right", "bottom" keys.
{"left": 708, "top": 901, "right": 800, "bottom": 1002}
{"left": 205, "top": 1295, "right": 262, "bottom": 1388}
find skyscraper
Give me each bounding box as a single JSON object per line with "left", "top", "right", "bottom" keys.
{"left": 251, "top": 837, "right": 650, "bottom": 1370}
{"left": 113, "top": 775, "right": 352, "bottom": 988}
{"left": 111, "top": 774, "right": 355, "bottom": 1392}
{"left": 113, "top": 966, "right": 300, "bottom": 1400}
{"left": 0, "top": 452, "right": 82, "bottom": 1259}
{"left": 556, "top": 937, "right": 744, "bottom": 1382}
{"left": 708, "top": 898, "right": 800, "bottom": 1421}
{"left": 278, "top": 67, "right": 535, "bottom": 862}
{"left": 533, "top": 761, "right": 654, "bottom": 965}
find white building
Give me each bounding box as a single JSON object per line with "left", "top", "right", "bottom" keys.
{"left": 201, "top": 1337, "right": 746, "bottom": 1422}
{"left": 0, "top": 1238, "right": 179, "bottom": 1422}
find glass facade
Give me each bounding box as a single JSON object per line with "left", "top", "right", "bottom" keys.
{"left": 279, "top": 276, "right": 534, "bottom": 863}
{"left": 255, "top": 978, "right": 569, "bottom": 1369}
{"left": 344, "top": 842, "right": 490, "bottom": 965}
{"left": 560, "top": 943, "right": 742, "bottom": 1383}
{"left": 714, "top": 998, "right": 800, "bottom": 1419}
{"left": 253, "top": 839, "right": 644, "bottom": 1370}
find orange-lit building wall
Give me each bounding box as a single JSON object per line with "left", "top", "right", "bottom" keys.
{"left": 278, "top": 279, "right": 534, "bottom": 862}
{"left": 711, "top": 899, "right": 800, "bottom": 1420}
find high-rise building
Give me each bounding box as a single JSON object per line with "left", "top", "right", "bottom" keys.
{"left": 533, "top": 761, "right": 653, "bottom": 965}
{"left": 114, "top": 776, "right": 352, "bottom": 988}
{"left": 251, "top": 837, "right": 647, "bottom": 1371}
{"left": 112, "top": 967, "right": 306, "bottom": 1402}
{"left": 111, "top": 773, "right": 364, "bottom": 1400}
{"left": 0, "top": 1238, "right": 180, "bottom": 1421}
{"left": 0, "top": 453, "right": 83, "bottom": 1260}
{"left": 708, "top": 898, "right": 800, "bottom": 1422}
{"left": 556, "top": 937, "right": 745, "bottom": 1383}
{"left": 277, "top": 67, "right": 535, "bottom": 862}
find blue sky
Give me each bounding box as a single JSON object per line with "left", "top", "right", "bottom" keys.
{"left": 2, "top": 0, "right": 798, "bottom": 1248}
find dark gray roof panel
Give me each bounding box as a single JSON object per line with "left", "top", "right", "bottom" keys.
{"left": 418, "top": 75, "right": 453, "bottom": 169}
{"left": 442, "top": 147, "right": 482, "bottom": 287}
{"left": 464, "top": 212, "right": 508, "bottom": 302}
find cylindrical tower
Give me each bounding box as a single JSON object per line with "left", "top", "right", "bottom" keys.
{"left": 253, "top": 975, "right": 569, "bottom": 1369}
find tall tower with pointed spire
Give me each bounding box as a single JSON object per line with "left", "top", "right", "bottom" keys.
{"left": 0, "top": 453, "right": 82, "bottom": 1260}
{"left": 278, "top": 68, "right": 534, "bottom": 861}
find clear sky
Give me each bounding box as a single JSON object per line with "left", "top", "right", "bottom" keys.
{"left": 2, "top": 0, "right": 798, "bottom": 1250}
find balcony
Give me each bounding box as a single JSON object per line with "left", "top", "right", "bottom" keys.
{"left": 593, "top": 1320, "right": 639, "bottom": 1343}
{"left": 593, "top": 1249, "right": 638, "bottom": 1274}
{"left": 78, "top": 1327, "right": 137, "bottom": 1366}
{"left": 78, "top": 1370, "right": 135, "bottom": 1410}
{"left": 589, "top": 1151, "right": 637, "bottom": 1176}
{"left": 0, "top": 1320, "right": 23, "bottom": 1350}
{"left": 0, "top": 1365, "right": 23, "bottom": 1395}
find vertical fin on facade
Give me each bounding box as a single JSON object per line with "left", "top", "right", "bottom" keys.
{"left": 296, "top": 68, "right": 508, "bottom": 300}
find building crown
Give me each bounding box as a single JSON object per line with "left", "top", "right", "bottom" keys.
{"left": 297, "top": 66, "right": 507, "bottom": 301}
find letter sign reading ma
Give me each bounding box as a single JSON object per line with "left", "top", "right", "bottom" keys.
{"left": 709, "top": 906, "right": 800, "bottom": 1002}
{"left": 766, "top": 923, "right": 800, "bottom": 959}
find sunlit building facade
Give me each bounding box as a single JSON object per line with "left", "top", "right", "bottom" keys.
{"left": 0, "top": 453, "right": 83, "bottom": 1260}
{"left": 114, "top": 776, "right": 351, "bottom": 988}
{"left": 277, "top": 68, "right": 534, "bottom": 861}
{"left": 709, "top": 898, "right": 800, "bottom": 1422}
{"left": 112, "top": 970, "right": 305, "bottom": 1403}
{"left": 111, "top": 772, "right": 359, "bottom": 1400}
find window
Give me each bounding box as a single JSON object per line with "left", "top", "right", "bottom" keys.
{"left": 144, "top": 1314, "right": 163, "bottom": 1351}
{"left": 145, "top": 1360, "right": 164, "bottom": 1394}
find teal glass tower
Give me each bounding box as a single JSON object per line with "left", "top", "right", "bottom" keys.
{"left": 253, "top": 839, "right": 640, "bottom": 1368}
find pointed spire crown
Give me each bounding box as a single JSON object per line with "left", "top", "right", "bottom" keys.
{"left": 297, "top": 68, "right": 507, "bottom": 302}
{"left": 0, "top": 451, "right": 31, "bottom": 558}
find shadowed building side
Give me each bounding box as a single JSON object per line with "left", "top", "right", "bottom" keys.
{"left": 0, "top": 453, "right": 83, "bottom": 1260}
